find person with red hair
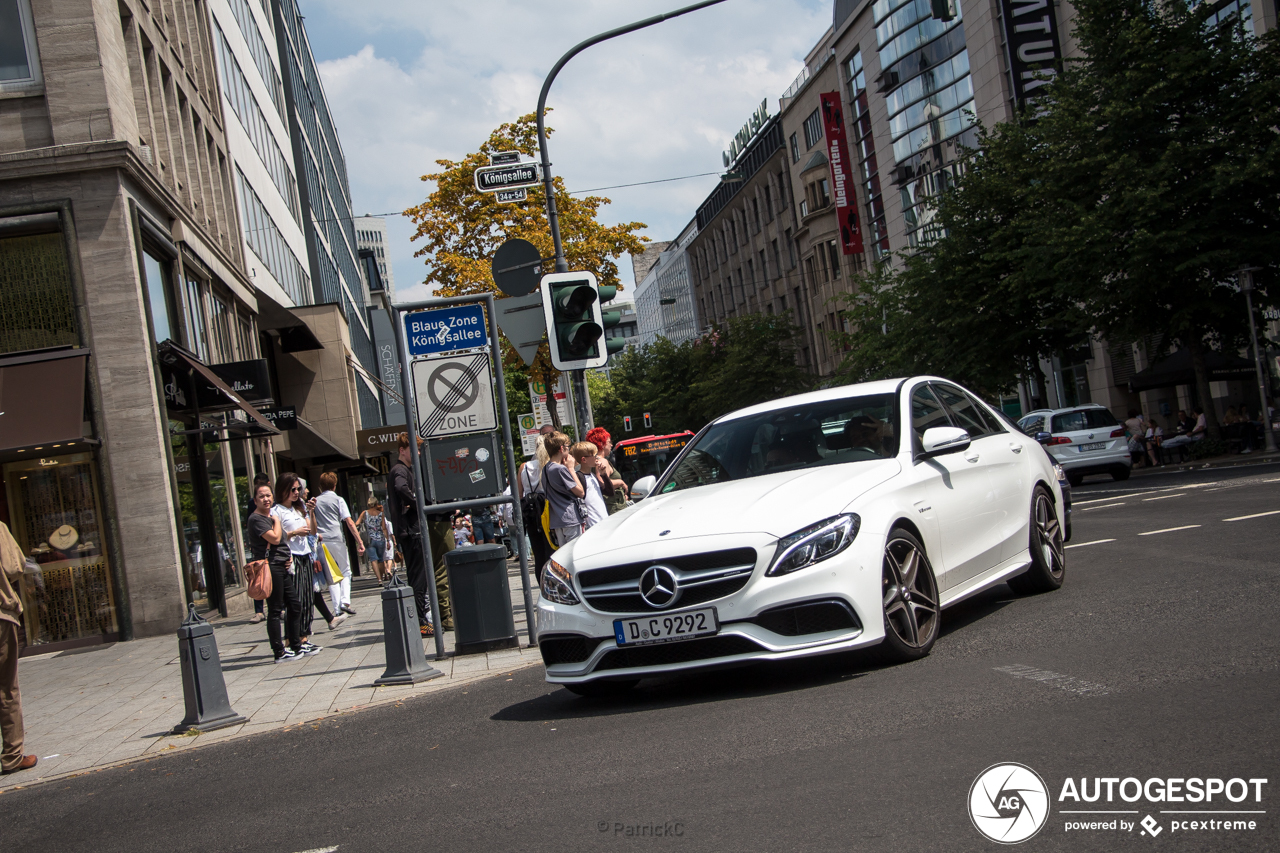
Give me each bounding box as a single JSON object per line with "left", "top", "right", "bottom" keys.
{"left": 585, "top": 427, "right": 627, "bottom": 513}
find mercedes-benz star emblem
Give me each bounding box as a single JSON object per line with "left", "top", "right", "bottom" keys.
{"left": 638, "top": 565, "right": 681, "bottom": 609}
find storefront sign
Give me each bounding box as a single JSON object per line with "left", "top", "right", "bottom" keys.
{"left": 357, "top": 426, "right": 405, "bottom": 454}
{"left": 722, "top": 99, "right": 770, "bottom": 168}
{"left": 370, "top": 308, "right": 405, "bottom": 424}
{"left": 163, "top": 358, "right": 273, "bottom": 412}
{"left": 1000, "top": 0, "right": 1064, "bottom": 110}
{"left": 820, "top": 91, "right": 864, "bottom": 255}
{"left": 259, "top": 406, "right": 297, "bottom": 431}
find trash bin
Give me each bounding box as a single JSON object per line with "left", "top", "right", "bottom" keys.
{"left": 445, "top": 543, "right": 519, "bottom": 655}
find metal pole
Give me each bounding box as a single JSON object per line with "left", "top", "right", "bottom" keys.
{"left": 1240, "top": 268, "right": 1277, "bottom": 453}
{"left": 534, "top": 0, "right": 728, "bottom": 439}
{"left": 486, "top": 294, "right": 539, "bottom": 645}
{"left": 391, "top": 305, "right": 447, "bottom": 660}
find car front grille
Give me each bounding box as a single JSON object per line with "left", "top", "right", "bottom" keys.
{"left": 747, "top": 599, "right": 861, "bottom": 636}
{"left": 594, "top": 635, "right": 765, "bottom": 671}
{"left": 577, "top": 547, "right": 757, "bottom": 615}
{"left": 539, "top": 634, "right": 598, "bottom": 666}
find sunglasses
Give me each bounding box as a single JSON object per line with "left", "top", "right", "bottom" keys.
{"left": 290, "top": 486, "right": 301, "bottom": 493}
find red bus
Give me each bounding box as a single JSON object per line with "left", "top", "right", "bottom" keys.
{"left": 611, "top": 431, "right": 694, "bottom": 488}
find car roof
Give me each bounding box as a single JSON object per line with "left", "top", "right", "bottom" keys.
{"left": 1020, "top": 404, "right": 1108, "bottom": 418}
{"left": 715, "top": 376, "right": 919, "bottom": 423}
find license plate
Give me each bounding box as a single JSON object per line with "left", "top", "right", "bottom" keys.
{"left": 1079, "top": 442, "right": 1107, "bottom": 452}
{"left": 613, "top": 607, "right": 719, "bottom": 646}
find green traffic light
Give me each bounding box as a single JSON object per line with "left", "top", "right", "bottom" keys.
{"left": 596, "top": 284, "right": 618, "bottom": 304}
{"left": 558, "top": 320, "right": 603, "bottom": 357}
{"left": 553, "top": 283, "right": 597, "bottom": 318}
{"left": 605, "top": 337, "right": 626, "bottom": 355}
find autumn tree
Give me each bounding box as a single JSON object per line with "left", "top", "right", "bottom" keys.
{"left": 404, "top": 111, "right": 649, "bottom": 393}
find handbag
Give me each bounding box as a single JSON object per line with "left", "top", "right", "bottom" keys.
{"left": 245, "top": 559, "right": 272, "bottom": 600}
{"left": 321, "top": 544, "right": 344, "bottom": 584}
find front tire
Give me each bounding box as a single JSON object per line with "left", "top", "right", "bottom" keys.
{"left": 1008, "top": 487, "right": 1066, "bottom": 595}
{"left": 879, "top": 529, "right": 940, "bottom": 663}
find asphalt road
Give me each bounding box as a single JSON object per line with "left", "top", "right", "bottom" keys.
{"left": 5, "top": 462, "right": 1279, "bottom": 853}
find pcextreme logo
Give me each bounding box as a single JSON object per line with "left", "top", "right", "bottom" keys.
{"left": 969, "top": 764, "right": 1269, "bottom": 843}
{"left": 969, "top": 763, "right": 1051, "bottom": 844}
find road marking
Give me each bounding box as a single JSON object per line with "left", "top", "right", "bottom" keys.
{"left": 1062, "top": 811, "right": 1139, "bottom": 814}
{"left": 291, "top": 848, "right": 339, "bottom": 853}
{"left": 1142, "top": 493, "right": 1185, "bottom": 501}
{"left": 1081, "top": 502, "right": 1126, "bottom": 511}
{"left": 1264, "top": 478, "right": 1280, "bottom": 483}
{"left": 993, "top": 664, "right": 1109, "bottom": 696}
{"left": 1161, "top": 811, "right": 1267, "bottom": 814}
{"left": 1074, "top": 494, "right": 1144, "bottom": 505}
{"left": 1066, "top": 538, "right": 1116, "bottom": 549}
{"left": 1223, "top": 510, "right": 1280, "bottom": 522}
{"left": 1138, "top": 525, "right": 1202, "bottom": 536}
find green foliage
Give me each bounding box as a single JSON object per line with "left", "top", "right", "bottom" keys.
{"left": 592, "top": 313, "right": 813, "bottom": 437}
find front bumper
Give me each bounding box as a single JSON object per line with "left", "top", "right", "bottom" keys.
{"left": 537, "top": 533, "right": 885, "bottom": 684}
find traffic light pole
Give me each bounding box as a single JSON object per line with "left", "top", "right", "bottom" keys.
{"left": 534, "top": 0, "right": 727, "bottom": 437}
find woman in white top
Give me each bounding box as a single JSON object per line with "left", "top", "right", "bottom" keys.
{"left": 271, "top": 473, "right": 325, "bottom": 656}
{"left": 1145, "top": 416, "right": 1164, "bottom": 467}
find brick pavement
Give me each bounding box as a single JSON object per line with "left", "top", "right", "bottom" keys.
{"left": 1, "top": 561, "right": 542, "bottom": 790}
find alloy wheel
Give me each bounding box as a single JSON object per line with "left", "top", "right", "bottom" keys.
{"left": 882, "top": 536, "right": 939, "bottom": 649}
{"left": 1034, "top": 492, "right": 1065, "bottom": 580}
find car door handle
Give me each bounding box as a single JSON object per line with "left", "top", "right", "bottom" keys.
{"left": 1010, "top": 443, "right": 1023, "bottom": 454}
{"left": 964, "top": 452, "right": 980, "bottom": 463}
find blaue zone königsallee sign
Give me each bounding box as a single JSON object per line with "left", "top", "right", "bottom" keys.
{"left": 405, "top": 304, "right": 489, "bottom": 356}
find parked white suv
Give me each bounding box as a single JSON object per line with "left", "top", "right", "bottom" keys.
{"left": 1017, "top": 404, "right": 1131, "bottom": 487}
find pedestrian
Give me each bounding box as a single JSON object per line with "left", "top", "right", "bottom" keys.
{"left": 1124, "top": 409, "right": 1147, "bottom": 467}
{"left": 272, "top": 474, "right": 325, "bottom": 655}
{"left": 387, "top": 433, "right": 454, "bottom": 636}
{"left": 1164, "top": 406, "right": 1207, "bottom": 450}
{"left": 248, "top": 483, "right": 304, "bottom": 663}
{"left": 245, "top": 473, "right": 271, "bottom": 624}
{"left": 355, "top": 498, "right": 392, "bottom": 583}
{"left": 1145, "top": 415, "right": 1164, "bottom": 467}
{"left": 453, "top": 517, "right": 474, "bottom": 548}
{"left": 543, "top": 432, "right": 587, "bottom": 547}
{"left": 517, "top": 434, "right": 555, "bottom": 580}
{"left": 570, "top": 442, "right": 610, "bottom": 529}
{"left": 314, "top": 472, "right": 365, "bottom": 617}
{"left": 1, "top": 520, "right": 37, "bottom": 775}
{"left": 585, "top": 427, "right": 628, "bottom": 514}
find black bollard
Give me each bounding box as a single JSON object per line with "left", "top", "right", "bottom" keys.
{"left": 375, "top": 573, "right": 444, "bottom": 686}
{"left": 173, "top": 604, "right": 248, "bottom": 733}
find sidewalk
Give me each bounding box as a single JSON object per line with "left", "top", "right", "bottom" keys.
{"left": 2, "top": 558, "right": 543, "bottom": 791}
{"left": 1127, "top": 447, "right": 1280, "bottom": 477}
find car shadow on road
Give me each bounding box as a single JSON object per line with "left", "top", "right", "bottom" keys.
{"left": 938, "top": 584, "right": 1017, "bottom": 638}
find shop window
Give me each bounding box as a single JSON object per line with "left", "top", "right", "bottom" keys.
{"left": 183, "top": 272, "right": 210, "bottom": 361}
{"left": 0, "top": 228, "right": 77, "bottom": 356}
{"left": 5, "top": 452, "right": 119, "bottom": 649}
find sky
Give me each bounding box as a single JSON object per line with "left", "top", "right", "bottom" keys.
{"left": 301, "top": 0, "right": 831, "bottom": 302}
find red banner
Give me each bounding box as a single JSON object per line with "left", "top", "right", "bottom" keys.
{"left": 820, "top": 91, "right": 864, "bottom": 255}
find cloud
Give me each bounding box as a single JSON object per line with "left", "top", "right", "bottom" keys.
{"left": 305, "top": 0, "right": 829, "bottom": 302}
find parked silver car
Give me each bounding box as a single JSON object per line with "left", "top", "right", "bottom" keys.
{"left": 1017, "top": 404, "right": 1132, "bottom": 487}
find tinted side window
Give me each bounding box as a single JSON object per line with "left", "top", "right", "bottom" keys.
{"left": 911, "top": 385, "right": 950, "bottom": 445}
{"left": 1052, "top": 411, "right": 1089, "bottom": 433}
{"left": 934, "top": 384, "right": 992, "bottom": 438}
{"left": 1019, "top": 415, "right": 1046, "bottom": 435}
{"left": 1086, "top": 409, "right": 1120, "bottom": 429}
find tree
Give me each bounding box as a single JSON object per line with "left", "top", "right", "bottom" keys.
{"left": 595, "top": 314, "right": 813, "bottom": 437}
{"left": 404, "top": 111, "right": 649, "bottom": 396}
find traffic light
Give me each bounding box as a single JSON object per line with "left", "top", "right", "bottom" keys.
{"left": 596, "top": 284, "right": 625, "bottom": 360}
{"left": 541, "top": 271, "right": 610, "bottom": 370}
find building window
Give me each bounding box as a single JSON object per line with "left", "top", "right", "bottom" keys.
{"left": 772, "top": 240, "right": 781, "bottom": 277}
{"left": 141, "top": 249, "right": 178, "bottom": 345}
{"left": 183, "top": 273, "right": 210, "bottom": 362}
{"left": 764, "top": 184, "right": 774, "bottom": 220}
{"left": 752, "top": 198, "right": 761, "bottom": 232}
{"left": 828, "top": 240, "right": 841, "bottom": 279}
{"left": 803, "top": 108, "right": 823, "bottom": 150}
{"left": 784, "top": 228, "right": 795, "bottom": 268}
{"left": 0, "top": 0, "right": 42, "bottom": 93}
{"left": 0, "top": 224, "right": 77, "bottom": 355}
{"left": 789, "top": 132, "right": 800, "bottom": 163}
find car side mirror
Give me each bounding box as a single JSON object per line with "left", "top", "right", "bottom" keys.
{"left": 631, "top": 475, "right": 657, "bottom": 501}
{"left": 1034, "top": 431, "right": 1052, "bottom": 445}
{"left": 920, "top": 426, "right": 971, "bottom": 458}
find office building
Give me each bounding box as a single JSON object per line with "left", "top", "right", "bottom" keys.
{"left": 632, "top": 221, "right": 702, "bottom": 347}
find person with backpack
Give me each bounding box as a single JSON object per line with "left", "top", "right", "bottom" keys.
{"left": 517, "top": 434, "right": 554, "bottom": 582}
{"left": 542, "top": 432, "right": 587, "bottom": 547}
{"left": 355, "top": 498, "right": 392, "bottom": 583}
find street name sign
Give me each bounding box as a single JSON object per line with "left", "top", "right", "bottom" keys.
{"left": 411, "top": 352, "right": 498, "bottom": 438}
{"left": 490, "top": 151, "right": 522, "bottom": 165}
{"left": 474, "top": 162, "right": 542, "bottom": 193}
{"left": 405, "top": 304, "right": 488, "bottom": 357}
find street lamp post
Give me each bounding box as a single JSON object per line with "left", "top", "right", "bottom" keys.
{"left": 1237, "top": 266, "right": 1277, "bottom": 453}
{"left": 534, "top": 0, "right": 729, "bottom": 436}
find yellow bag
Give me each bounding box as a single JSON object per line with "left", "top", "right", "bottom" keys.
{"left": 540, "top": 498, "right": 552, "bottom": 544}
{"left": 321, "top": 544, "right": 344, "bottom": 584}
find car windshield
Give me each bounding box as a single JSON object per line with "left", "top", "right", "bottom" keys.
{"left": 658, "top": 393, "right": 898, "bottom": 494}
{"left": 1052, "top": 409, "right": 1119, "bottom": 433}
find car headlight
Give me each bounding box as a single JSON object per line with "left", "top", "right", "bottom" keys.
{"left": 540, "top": 558, "right": 579, "bottom": 605}
{"left": 767, "top": 514, "right": 860, "bottom": 577}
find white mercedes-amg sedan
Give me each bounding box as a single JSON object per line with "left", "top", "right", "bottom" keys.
{"left": 537, "top": 377, "right": 1067, "bottom": 696}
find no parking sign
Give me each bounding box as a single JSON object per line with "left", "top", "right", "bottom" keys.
{"left": 410, "top": 352, "right": 497, "bottom": 438}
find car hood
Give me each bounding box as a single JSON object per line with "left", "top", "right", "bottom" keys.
{"left": 569, "top": 459, "right": 900, "bottom": 563}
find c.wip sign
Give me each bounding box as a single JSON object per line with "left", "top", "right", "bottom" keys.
{"left": 405, "top": 304, "right": 488, "bottom": 357}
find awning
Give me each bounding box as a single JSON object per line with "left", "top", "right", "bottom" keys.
{"left": 0, "top": 348, "right": 91, "bottom": 453}
{"left": 279, "top": 415, "right": 353, "bottom": 463}
{"left": 156, "top": 341, "right": 278, "bottom": 434}
{"left": 255, "top": 289, "right": 323, "bottom": 352}
{"left": 1128, "top": 348, "right": 1257, "bottom": 393}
